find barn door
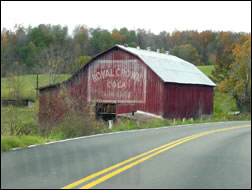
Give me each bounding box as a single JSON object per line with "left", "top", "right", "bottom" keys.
{"left": 95, "top": 103, "right": 116, "bottom": 121}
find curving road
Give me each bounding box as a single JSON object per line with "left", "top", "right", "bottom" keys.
{"left": 1, "top": 121, "right": 251, "bottom": 189}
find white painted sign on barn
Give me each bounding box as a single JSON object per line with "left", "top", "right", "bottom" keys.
{"left": 88, "top": 60, "right": 147, "bottom": 103}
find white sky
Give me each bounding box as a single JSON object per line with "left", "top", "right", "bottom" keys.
{"left": 1, "top": 1, "right": 251, "bottom": 35}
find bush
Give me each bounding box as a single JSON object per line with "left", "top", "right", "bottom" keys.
{"left": 17, "top": 120, "right": 38, "bottom": 135}
{"left": 49, "top": 112, "right": 108, "bottom": 138}
{"left": 214, "top": 91, "right": 237, "bottom": 116}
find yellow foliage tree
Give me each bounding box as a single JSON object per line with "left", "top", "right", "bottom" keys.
{"left": 219, "top": 35, "right": 251, "bottom": 113}
{"left": 111, "top": 31, "right": 126, "bottom": 44}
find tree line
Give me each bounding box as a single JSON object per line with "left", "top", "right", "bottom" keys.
{"left": 1, "top": 24, "right": 248, "bottom": 76}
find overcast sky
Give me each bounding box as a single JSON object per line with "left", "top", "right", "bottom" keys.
{"left": 1, "top": 1, "right": 251, "bottom": 35}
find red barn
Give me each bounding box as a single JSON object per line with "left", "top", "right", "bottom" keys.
{"left": 38, "top": 45, "right": 216, "bottom": 123}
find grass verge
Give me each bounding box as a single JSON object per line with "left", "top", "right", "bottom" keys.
{"left": 1, "top": 114, "right": 250, "bottom": 152}
{"left": 1, "top": 135, "right": 59, "bottom": 152}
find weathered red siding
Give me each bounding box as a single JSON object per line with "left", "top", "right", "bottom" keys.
{"left": 39, "top": 87, "right": 66, "bottom": 124}
{"left": 163, "top": 83, "right": 214, "bottom": 119}
{"left": 115, "top": 62, "right": 164, "bottom": 116}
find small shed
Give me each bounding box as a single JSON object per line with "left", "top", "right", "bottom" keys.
{"left": 38, "top": 45, "right": 216, "bottom": 123}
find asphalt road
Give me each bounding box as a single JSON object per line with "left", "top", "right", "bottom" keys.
{"left": 1, "top": 121, "right": 251, "bottom": 189}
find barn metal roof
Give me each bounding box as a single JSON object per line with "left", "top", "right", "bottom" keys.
{"left": 116, "top": 45, "right": 216, "bottom": 86}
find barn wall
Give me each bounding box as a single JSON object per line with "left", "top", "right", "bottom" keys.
{"left": 39, "top": 68, "right": 89, "bottom": 124}
{"left": 39, "top": 87, "right": 66, "bottom": 124}
{"left": 163, "top": 83, "right": 214, "bottom": 119}
{"left": 115, "top": 64, "right": 164, "bottom": 116}
{"left": 69, "top": 68, "right": 89, "bottom": 112}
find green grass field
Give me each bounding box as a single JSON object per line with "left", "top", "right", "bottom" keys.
{"left": 1, "top": 74, "right": 71, "bottom": 101}
{"left": 197, "top": 65, "right": 214, "bottom": 77}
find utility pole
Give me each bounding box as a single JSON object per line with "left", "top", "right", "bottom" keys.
{"left": 36, "top": 74, "right": 39, "bottom": 98}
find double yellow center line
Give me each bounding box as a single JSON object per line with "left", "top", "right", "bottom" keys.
{"left": 62, "top": 125, "right": 250, "bottom": 189}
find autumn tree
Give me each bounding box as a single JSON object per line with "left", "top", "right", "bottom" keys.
{"left": 170, "top": 43, "right": 201, "bottom": 65}
{"left": 119, "top": 27, "right": 138, "bottom": 47}
{"left": 207, "top": 53, "right": 217, "bottom": 65}
{"left": 211, "top": 46, "right": 234, "bottom": 84}
{"left": 1, "top": 28, "right": 21, "bottom": 76}
{"left": 218, "top": 32, "right": 235, "bottom": 51}
{"left": 73, "top": 25, "right": 89, "bottom": 56}
{"left": 218, "top": 35, "right": 251, "bottom": 113}
{"left": 171, "top": 30, "right": 181, "bottom": 47}
{"left": 36, "top": 44, "right": 73, "bottom": 84}
{"left": 111, "top": 30, "right": 126, "bottom": 45}
{"left": 1, "top": 31, "right": 8, "bottom": 76}
{"left": 199, "top": 30, "right": 212, "bottom": 65}
{"left": 137, "top": 29, "right": 150, "bottom": 49}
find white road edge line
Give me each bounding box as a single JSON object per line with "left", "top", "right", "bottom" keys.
{"left": 45, "top": 142, "right": 56, "bottom": 144}
{"left": 28, "top": 145, "right": 38, "bottom": 148}
{"left": 11, "top": 148, "right": 22, "bottom": 151}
